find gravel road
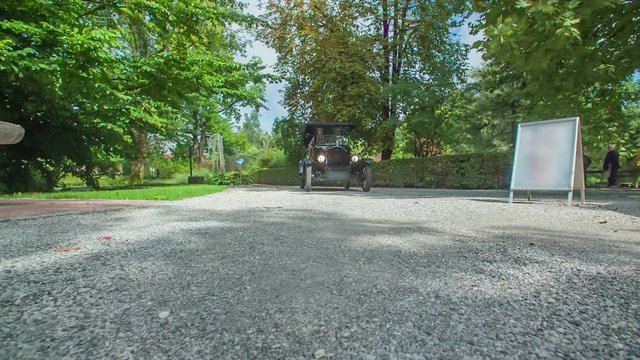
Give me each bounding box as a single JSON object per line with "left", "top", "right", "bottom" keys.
{"left": 1, "top": 186, "right": 639, "bottom": 359}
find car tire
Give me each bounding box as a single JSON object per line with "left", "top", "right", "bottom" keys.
{"left": 344, "top": 179, "right": 350, "bottom": 190}
{"left": 362, "top": 166, "right": 372, "bottom": 192}
{"left": 304, "top": 165, "right": 312, "bottom": 192}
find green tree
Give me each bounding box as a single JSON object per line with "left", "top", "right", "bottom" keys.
{"left": 263, "top": 0, "right": 468, "bottom": 159}
{"left": 272, "top": 116, "right": 305, "bottom": 163}
{"left": 0, "top": 0, "right": 126, "bottom": 191}
{"left": 0, "top": 0, "right": 268, "bottom": 191}
{"left": 241, "top": 109, "right": 265, "bottom": 148}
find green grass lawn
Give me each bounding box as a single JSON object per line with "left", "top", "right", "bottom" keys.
{"left": 1, "top": 185, "right": 227, "bottom": 201}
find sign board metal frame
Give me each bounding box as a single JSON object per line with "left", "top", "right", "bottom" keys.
{"left": 509, "top": 117, "right": 585, "bottom": 206}
{"left": 207, "top": 133, "right": 225, "bottom": 173}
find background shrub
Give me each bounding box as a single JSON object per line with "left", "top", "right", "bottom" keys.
{"left": 151, "top": 157, "right": 190, "bottom": 179}
{"left": 207, "top": 171, "right": 253, "bottom": 185}
{"left": 255, "top": 148, "right": 288, "bottom": 169}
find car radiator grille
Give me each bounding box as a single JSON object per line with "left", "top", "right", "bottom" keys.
{"left": 326, "top": 149, "right": 350, "bottom": 169}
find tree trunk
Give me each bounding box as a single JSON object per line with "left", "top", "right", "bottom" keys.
{"left": 128, "top": 18, "right": 150, "bottom": 186}
{"left": 379, "top": 0, "right": 410, "bottom": 161}
{"left": 130, "top": 160, "right": 145, "bottom": 185}
{"left": 191, "top": 111, "right": 208, "bottom": 167}
{"left": 130, "top": 131, "right": 148, "bottom": 185}
{"left": 197, "top": 119, "right": 207, "bottom": 166}
{"left": 84, "top": 164, "right": 100, "bottom": 190}
{"left": 380, "top": 0, "right": 393, "bottom": 160}
{"left": 381, "top": 146, "right": 393, "bottom": 161}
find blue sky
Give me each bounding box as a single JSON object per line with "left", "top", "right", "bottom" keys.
{"left": 237, "top": 0, "right": 283, "bottom": 133}
{"left": 238, "top": 1, "right": 484, "bottom": 133}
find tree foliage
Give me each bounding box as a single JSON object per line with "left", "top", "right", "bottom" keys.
{"left": 241, "top": 109, "right": 265, "bottom": 148}
{"left": 472, "top": 0, "right": 640, "bottom": 159}
{"left": 2, "top": 0, "right": 639, "bottom": 193}
{"left": 0, "top": 0, "right": 268, "bottom": 191}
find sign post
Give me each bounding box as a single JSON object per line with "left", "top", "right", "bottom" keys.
{"left": 235, "top": 158, "right": 245, "bottom": 184}
{"left": 509, "top": 117, "right": 585, "bottom": 205}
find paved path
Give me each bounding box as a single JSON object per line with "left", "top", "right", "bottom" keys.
{"left": 1, "top": 186, "right": 638, "bottom": 359}
{"left": 0, "top": 199, "right": 156, "bottom": 219}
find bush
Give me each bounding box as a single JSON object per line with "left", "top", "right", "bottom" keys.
{"left": 150, "top": 158, "right": 190, "bottom": 179}
{"left": 256, "top": 148, "right": 288, "bottom": 169}
{"left": 207, "top": 171, "right": 253, "bottom": 185}
{"left": 374, "top": 152, "right": 511, "bottom": 189}
{"left": 60, "top": 174, "right": 86, "bottom": 187}
{"left": 0, "top": 180, "right": 8, "bottom": 194}
{"left": 97, "top": 176, "right": 130, "bottom": 187}
{"left": 0, "top": 162, "right": 49, "bottom": 193}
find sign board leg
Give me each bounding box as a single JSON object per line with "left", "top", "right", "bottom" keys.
{"left": 567, "top": 191, "right": 573, "bottom": 206}
{"left": 509, "top": 191, "right": 514, "bottom": 204}
{"left": 575, "top": 122, "right": 586, "bottom": 203}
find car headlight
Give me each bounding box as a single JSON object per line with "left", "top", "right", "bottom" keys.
{"left": 317, "top": 154, "right": 326, "bottom": 162}
{"left": 351, "top": 155, "right": 360, "bottom": 162}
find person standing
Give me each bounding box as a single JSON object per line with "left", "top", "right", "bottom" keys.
{"left": 603, "top": 145, "right": 620, "bottom": 187}
{"left": 583, "top": 153, "right": 591, "bottom": 185}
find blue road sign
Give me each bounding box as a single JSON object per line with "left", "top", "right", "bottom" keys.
{"left": 235, "top": 158, "right": 245, "bottom": 166}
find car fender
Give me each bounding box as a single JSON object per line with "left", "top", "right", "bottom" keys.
{"left": 349, "top": 158, "right": 373, "bottom": 174}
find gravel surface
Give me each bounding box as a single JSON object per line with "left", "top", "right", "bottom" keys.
{"left": 1, "top": 186, "right": 639, "bottom": 359}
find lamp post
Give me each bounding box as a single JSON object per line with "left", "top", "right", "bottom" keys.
{"left": 187, "top": 140, "right": 204, "bottom": 184}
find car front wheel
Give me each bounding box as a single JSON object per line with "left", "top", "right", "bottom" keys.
{"left": 361, "top": 166, "right": 372, "bottom": 192}
{"left": 304, "top": 165, "right": 312, "bottom": 192}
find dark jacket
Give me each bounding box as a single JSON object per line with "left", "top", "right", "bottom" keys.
{"left": 603, "top": 150, "right": 620, "bottom": 171}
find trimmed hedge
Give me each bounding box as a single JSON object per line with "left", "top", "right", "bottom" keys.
{"left": 374, "top": 152, "right": 511, "bottom": 189}
{"left": 252, "top": 152, "right": 512, "bottom": 189}
{"left": 252, "top": 166, "right": 299, "bottom": 186}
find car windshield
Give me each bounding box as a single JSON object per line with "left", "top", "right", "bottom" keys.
{"left": 317, "top": 134, "right": 349, "bottom": 146}
{"left": 315, "top": 126, "right": 351, "bottom": 146}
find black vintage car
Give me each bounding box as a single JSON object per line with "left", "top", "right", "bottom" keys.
{"left": 298, "top": 123, "right": 373, "bottom": 192}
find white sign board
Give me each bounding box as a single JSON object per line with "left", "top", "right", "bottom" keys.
{"left": 509, "top": 117, "right": 585, "bottom": 205}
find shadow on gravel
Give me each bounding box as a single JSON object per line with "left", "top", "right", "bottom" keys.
{"left": 248, "top": 185, "right": 640, "bottom": 218}
{"left": 1, "top": 202, "right": 639, "bottom": 358}
{"left": 246, "top": 184, "right": 506, "bottom": 198}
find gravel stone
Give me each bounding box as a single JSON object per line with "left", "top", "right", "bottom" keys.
{"left": 0, "top": 186, "right": 639, "bottom": 359}
{"left": 158, "top": 311, "right": 171, "bottom": 319}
